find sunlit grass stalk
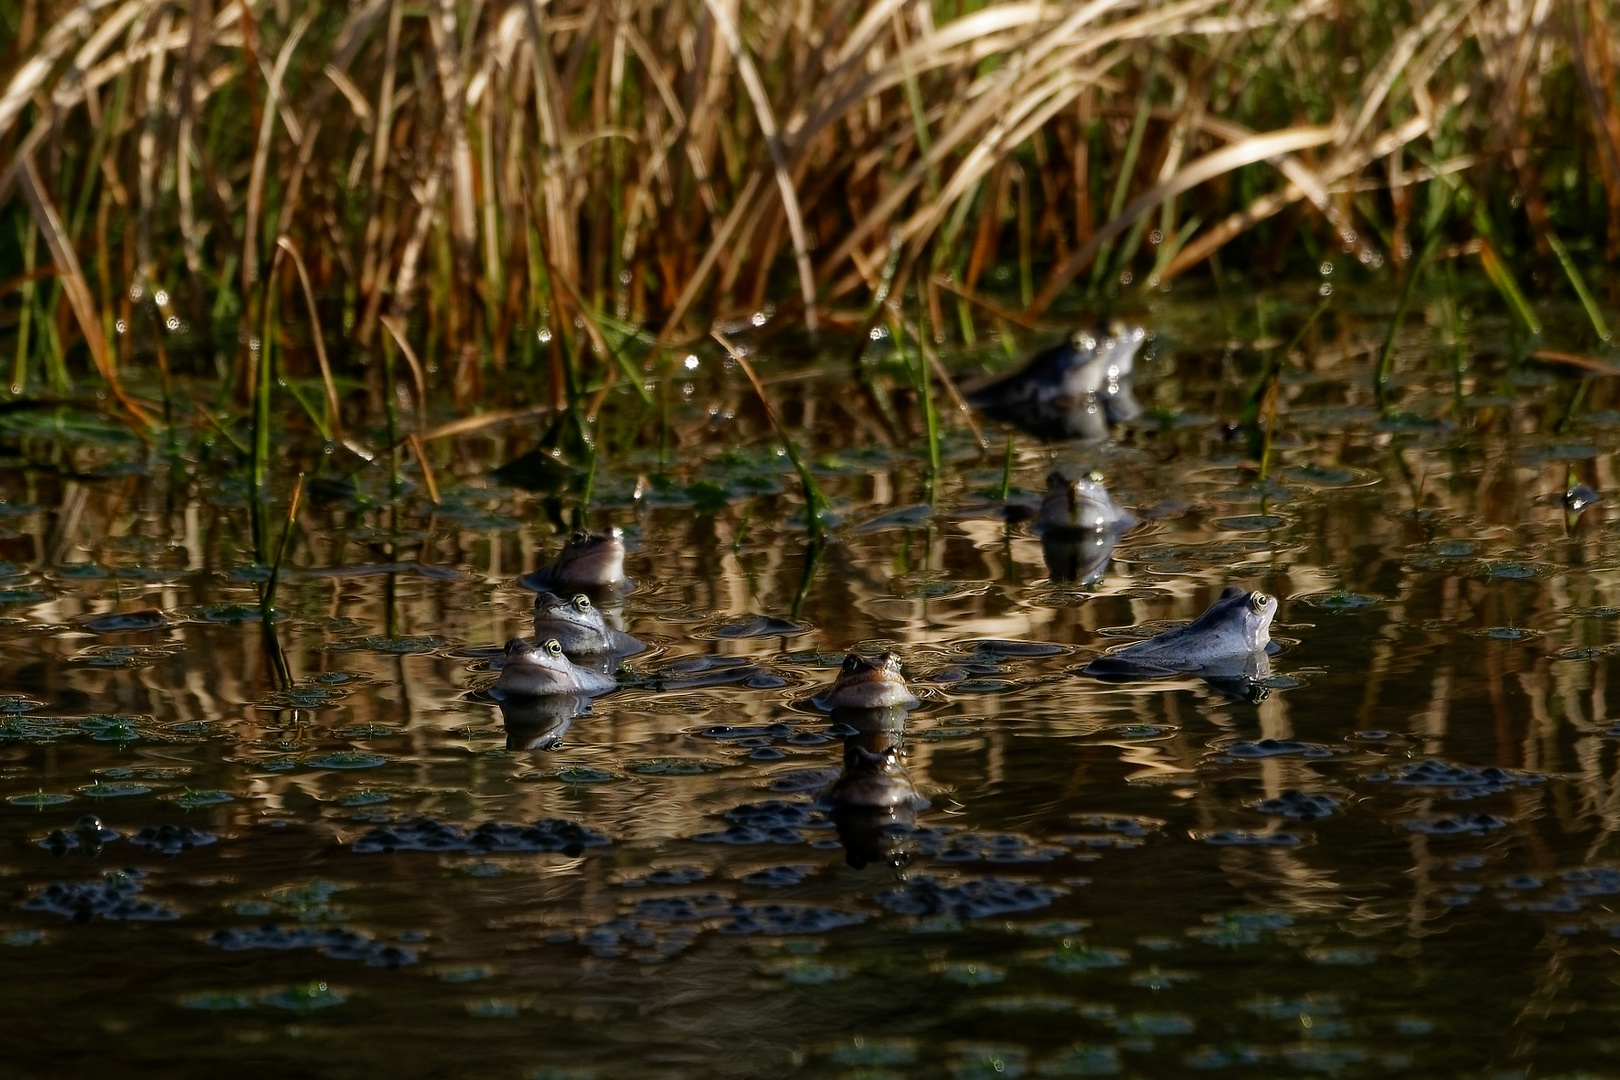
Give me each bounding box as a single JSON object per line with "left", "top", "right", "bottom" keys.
{"left": 549, "top": 264, "right": 652, "bottom": 406}
{"left": 712, "top": 330, "right": 827, "bottom": 543}
{"left": 1443, "top": 261, "right": 1467, "bottom": 406}
{"left": 407, "top": 434, "right": 441, "bottom": 505}
{"left": 789, "top": 537, "right": 825, "bottom": 622}
{"left": 277, "top": 236, "right": 345, "bottom": 443}
{"left": 1256, "top": 298, "right": 1329, "bottom": 477}
{"left": 11, "top": 217, "right": 35, "bottom": 394}
{"left": 1088, "top": 68, "right": 1155, "bottom": 297}
{"left": 250, "top": 254, "right": 281, "bottom": 563}
{"left": 1374, "top": 249, "right": 1442, "bottom": 410}
{"left": 381, "top": 333, "right": 400, "bottom": 491}
{"left": 1376, "top": 187, "right": 1454, "bottom": 408}
{"left": 850, "top": 233, "right": 906, "bottom": 371}
{"left": 1543, "top": 230, "right": 1613, "bottom": 344}
{"left": 998, "top": 433, "right": 1015, "bottom": 502}
{"left": 896, "top": 313, "right": 942, "bottom": 496}
{"left": 1475, "top": 237, "right": 1542, "bottom": 340}
{"left": 911, "top": 271, "right": 942, "bottom": 490}
{"left": 261, "top": 471, "right": 304, "bottom": 619}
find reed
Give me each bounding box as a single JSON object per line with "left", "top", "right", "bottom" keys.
{"left": 712, "top": 329, "right": 828, "bottom": 542}
{"left": 0, "top": 0, "right": 1613, "bottom": 432}
{"left": 261, "top": 470, "right": 304, "bottom": 619}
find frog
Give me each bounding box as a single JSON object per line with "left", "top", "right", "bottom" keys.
{"left": 811, "top": 651, "right": 921, "bottom": 711}
{"left": 532, "top": 591, "right": 644, "bottom": 656}
{"left": 1083, "top": 587, "right": 1278, "bottom": 679}
{"left": 1039, "top": 469, "right": 1138, "bottom": 534}
{"left": 967, "top": 322, "right": 1147, "bottom": 440}
{"left": 522, "top": 527, "right": 627, "bottom": 593}
{"left": 495, "top": 638, "right": 617, "bottom": 696}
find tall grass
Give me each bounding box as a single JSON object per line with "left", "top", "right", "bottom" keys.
{"left": 0, "top": 0, "right": 1616, "bottom": 430}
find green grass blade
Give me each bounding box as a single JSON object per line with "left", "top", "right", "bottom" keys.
{"left": 1544, "top": 230, "right": 1613, "bottom": 343}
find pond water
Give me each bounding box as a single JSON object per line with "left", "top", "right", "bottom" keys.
{"left": 2, "top": 287, "right": 1619, "bottom": 1078}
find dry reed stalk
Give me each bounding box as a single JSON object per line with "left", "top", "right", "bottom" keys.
{"left": 1, "top": 0, "right": 1616, "bottom": 423}
{"left": 17, "top": 155, "right": 151, "bottom": 426}
{"left": 243, "top": 13, "right": 311, "bottom": 300}
{"left": 275, "top": 235, "right": 347, "bottom": 444}
{"left": 1029, "top": 125, "right": 1336, "bottom": 314}
{"left": 406, "top": 432, "right": 441, "bottom": 504}
{"left": 700, "top": 0, "right": 818, "bottom": 334}
{"left": 379, "top": 314, "right": 429, "bottom": 432}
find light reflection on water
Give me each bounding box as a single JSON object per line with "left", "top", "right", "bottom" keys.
{"left": 3, "top": 303, "right": 1620, "bottom": 1077}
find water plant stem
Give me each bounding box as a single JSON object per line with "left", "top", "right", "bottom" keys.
{"left": 712, "top": 330, "right": 827, "bottom": 543}
{"left": 1375, "top": 196, "right": 1451, "bottom": 410}
{"left": 1544, "top": 230, "right": 1613, "bottom": 344}
{"left": 261, "top": 471, "right": 304, "bottom": 619}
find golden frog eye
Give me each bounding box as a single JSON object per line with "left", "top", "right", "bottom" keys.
{"left": 572, "top": 595, "right": 591, "bottom": 612}
{"left": 1087, "top": 470, "right": 1105, "bottom": 483}
{"left": 1249, "top": 592, "right": 1271, "bottom": 612}
{"left": 544, "top": 638, "right": 564, "bottom": 657}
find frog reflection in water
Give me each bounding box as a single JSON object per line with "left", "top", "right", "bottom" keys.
{"left": 813, "top": 651, "right": 927, "bottom": 868}
{"left": 1039, "top": 470, "right": 1138, "bottom": 586}
{"left": 811, "top": 651, "right": 921, "bottom": 711}
{"left": 967, "top": 323, "right": 1146, "bottom": 440}
{"left": 522, "top": 528, "right": 627, "bottom": 594}
{"left": 532, "top": 591, "right": 644, "bottom": 657}
{"left": 495, "top": 638, "right": 618, "bottom": 697}
{"left": 1083, "top": 587, "right": 1278, "bottom": 683}
{"left": 825, "top": 710, "right": 928, "bottom": 870}
{"left": 496, "top": 693, "right": 590, "bottom": 751}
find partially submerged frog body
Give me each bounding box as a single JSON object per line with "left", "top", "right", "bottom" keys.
{"left": 497, "top": 693, "right": 590, "bottom": 750}
{"left": 1084, "top": 587, "right": 1279, "bottom": 679}
{"left": 811, "top": 651, "right": 920, "bottom": 711}
{"left": 495, "top": 638, "right": 617, "bottom": 697}
{"left": 533, "top": 591, "right": 644, "bottom": 657}
{"left": 1039, "top": 470, "right": 1138, "bottom": 534}
{"left": 522, "top": 528, "right": 627, "bottom": 593}
{"left": 968, "top": 324, "right": 1147, "bottom": 439}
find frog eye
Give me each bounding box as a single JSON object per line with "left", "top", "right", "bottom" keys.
{"left": 544, "top": 638, "right": 564, "bottom": 657}
{"left": 571, "top": 595, "right": 591, "bottom": 612}
{"left": 569, "top": 530, "right": 588, "bottom": 545}
{"left": 1248, "top": 592, "right": 1271, "bottom": 612}
{"left": 841, "top": 654, "right": 859, "bottom": 673}
{"left": 1087, "top": 470, "right": 1105, "bottom": 483}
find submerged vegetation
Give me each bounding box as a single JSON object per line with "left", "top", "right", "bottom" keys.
{"left": 0, "top": 0, "right": 1616, "bottom": 436}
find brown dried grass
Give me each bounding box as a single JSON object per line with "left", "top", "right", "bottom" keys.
{"left": 0, "top": 0, "right": 1614, "bottom": 423}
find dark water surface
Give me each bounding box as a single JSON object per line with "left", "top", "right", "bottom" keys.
{"left": 3, "top": 293, "right": 1620, "bottom": 1078}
